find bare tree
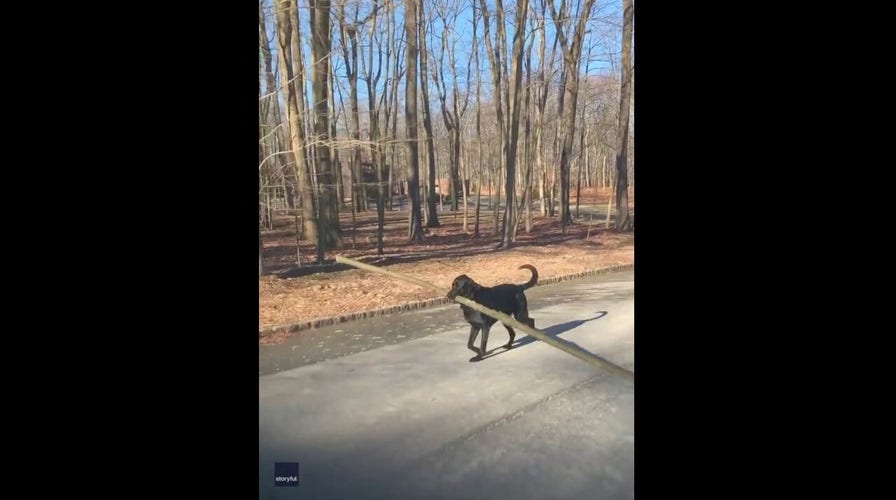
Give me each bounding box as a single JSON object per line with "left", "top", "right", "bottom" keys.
{"left": 336, "top": 0, "right": 376, "bottom": 213}
{"left": 574, "top": 44, "right": 593, "bottom": 219}
{"left": 549, "top": 0, "right": 597, "bottom": 233}
{"left": 531, "top": 0, "right": 558, "bottom": 219}
{"left": 259, "top": 1, "right": 294, "bottom": 210}
{"left": 514, "top": 22, "right": 537, "bottom": 238}
{"left": 259, "top": 234, "right": 265, "bottom": 276}
{"left": 259, "top": 101, "right": 266, "bottom": 276}
{"left": 360, "top": 0, "right": 387, "bottom": 254}
{"left": 383, "top": 1, "right": 405, "bottom": 214}
{"left": 479, "top": 0, "right": 528, "bottom": 249}
{"left": 328, "top": 57, "right": 344, "bottom": 214}
{"left": 310, "top": 0, "right": 343, "bottom": 259}
{"left": 472, "top": 3, "right": 483, "bottom": 238}
{"left": 478, "top": 0, "right": 504, "bottom": 238}
{"left": 405, "top": 0, "right": 425, "bottom": 241}
{"left": 388, "top": 23, "right": 404, "bottom": 212}
{"left": 499, "top": 0, "right": 529, "bottom": 247}
{"left": 417, "top": 1, "right": 440, "bottom": 227}
{"left": 431, "top": 0, "right": 471, "bottom": 213}
{"left": 614, "top": 0, "right": 633, "bottom": 231}
{"left": 275, "top": 0, "right": 319, "bottom": 242}
{"left": 260, "top": 4, "right": 274, "bottom": 233}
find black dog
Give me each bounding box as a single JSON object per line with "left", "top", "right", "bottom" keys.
{"left": 446, "top": 264, "right": 538, "bottom": 362}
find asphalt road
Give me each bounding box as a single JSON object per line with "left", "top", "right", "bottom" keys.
{"left": 259, "top": 269, "right": 634, "bottom": 500}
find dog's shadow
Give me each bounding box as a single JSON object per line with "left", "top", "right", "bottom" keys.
{"left": 475, "top": 311, "right": 608, "bottom": 361}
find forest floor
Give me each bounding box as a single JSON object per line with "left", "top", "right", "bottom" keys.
{"left": 259, "top": 186, "right": 634, "bottom": 344}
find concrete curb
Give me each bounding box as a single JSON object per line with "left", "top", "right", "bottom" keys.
{"left": 259, "top": 263, "right": 634, "bottom": 338}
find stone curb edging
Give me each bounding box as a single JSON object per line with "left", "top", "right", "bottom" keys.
{"left": 259, "top": 263, "right": 634, "bottom": 338}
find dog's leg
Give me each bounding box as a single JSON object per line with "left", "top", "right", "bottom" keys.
{"left": 515, "top": 292, "right": 535, "bottom": 329}
{"left": 503, "top": 325, "right": 516, "bottom": 350}
{"left": 479, "top": 324, "right": 491, "bottom": 358}
{"left": 467, "top": 325, "right": 483, "bottom": 360}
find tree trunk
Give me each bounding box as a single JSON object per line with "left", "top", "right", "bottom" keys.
{"left": 275, "top": 0, "right": 318, "bottom": 242}
{"left": 328, "top": 5, "right": 344, "bottom": 220}
{"left": 431, "top": 6, "right": 469, "bottom": 212}
{"left": 418, "top": 5, "right": 440, "bottom": 227}
{"left": 499, "top": 0, "right": 528, "bottom": 247}
{"left": 545, "top": 141, "right": 557, "bottom": 217}
{"left": 614, "top": 0, "right": 633, "bottom": 232}
{"left": 533, "top": 1, "right": 556, "bottom": 219}
{"left": 474, "top": 171, "right": 482, "bottom": 238}
{"left": 259, "top": 231, "right": 265, "bottom": 276}
{"left": 575, "top": 90, "right": 588, "bottom": 219}
{"left": 479, "top": 0, "right": 527, "bottom": 248}
{"left": 259, "top": 24, "right": 271, "bottom": 232}
{"left": 548, "top": 0, "right": 596, "bottom": 232}
{"left": 389, "top": 104, "right": 397, "bottom": 211}
{"left": 478, "top": 0, "right": 504, "bottom": 239}
{"left": 328, "top": 65, "right": 343, "bottom": 215}
{"left": 258, "top": 145, "right": 265, "bottom": 276}
{"left": 575, "top": 156, "right": 582, "bottom": 219}
{"left": 310, "top": 0, "right": 342, "bottom": 261}
{"left": 361, "top": 1, "right": 385, "bottom": 254}
{"left": 602, "top": 149, "right": 608, "bottom": 188}
{"left": 422, "top": 150, "right": 429, "bottom": 224}
{"left": 385, "top": 9, "right": 402, "bottom": 213}
{"left": 522, "top": 32, "right": 534, "bottom": 235}
{"left": 405, "top": 0, "right": 425, "bottom": 241}
{"left": 494, "top": 163, "right": 502, "bottom": 235}
{"left": 259, "top": 3, "right": 293, "bottom": 209}
{"left": 462, "top": 144, "right": 469, "bottom": 231}
{"left": 473, "top": 6, "right": 482, "bottom": 239}
{"left": 336, "top": 1, "right": 366, "bottom": 213}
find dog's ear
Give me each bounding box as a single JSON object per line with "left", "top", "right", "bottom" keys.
{"left": 448, "top": 275, "right": 467, "bottom": 298}
{"left": 459, "top": 277, "right": 479, "bottom": 296}
{"left": 450, "top": 275, "right": 466, "bottom": 290}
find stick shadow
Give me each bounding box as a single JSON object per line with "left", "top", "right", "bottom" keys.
{"left": 476, "top": 311, "right": 608, "bottom": 361}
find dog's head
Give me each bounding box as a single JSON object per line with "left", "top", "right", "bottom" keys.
{"left": 447, "top": 274, "right": 480, "bottom": 300}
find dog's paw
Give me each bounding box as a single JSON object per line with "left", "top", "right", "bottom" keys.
{"left": 469, "top": 355, "right": 483, "bottom": 362}
{"left": 504, "top": 343, "right": 513, "bottom": 350}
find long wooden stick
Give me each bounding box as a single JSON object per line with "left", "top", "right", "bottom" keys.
{"left": 335, "top": 255, "right": 634, "bottom": 382}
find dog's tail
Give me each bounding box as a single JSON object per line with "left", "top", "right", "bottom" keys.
{"left": 519, "top": 264, "right": 538, "bottom": 290}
